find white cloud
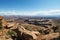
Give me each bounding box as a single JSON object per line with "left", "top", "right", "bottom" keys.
{"left": 0, "top": 10, "right": 60, "bottom": 16}
{"left": 28, "top": 10, "right": 60, "bottom": 16}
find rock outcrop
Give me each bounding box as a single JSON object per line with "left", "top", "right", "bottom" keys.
{"left": 37, "top": 33, "right": 59, "bottom": 40}
{"left": 17, "top": 26, "right": 40, "bottom": 40}
{"left": 0, "top": 16, "right": 7, "bottom": 27}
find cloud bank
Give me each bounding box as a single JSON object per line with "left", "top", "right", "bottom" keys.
{"left": 0, "top": 10, "right": 60, "bottom": 16}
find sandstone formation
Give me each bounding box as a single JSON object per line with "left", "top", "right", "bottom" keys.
{"left": 17, "top": 26, "right": 40, "bottom": 40}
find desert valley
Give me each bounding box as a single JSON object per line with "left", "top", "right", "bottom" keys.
{"left": 0, "top": 16, "right": 59, "bottom": 40}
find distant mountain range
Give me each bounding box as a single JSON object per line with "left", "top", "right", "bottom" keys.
{"left": 3, "top": 15, "right": 60, "bottom": 20}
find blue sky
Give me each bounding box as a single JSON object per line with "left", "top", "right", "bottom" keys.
{"left": 0, "top": 0, "right": 60, "bottom": 16}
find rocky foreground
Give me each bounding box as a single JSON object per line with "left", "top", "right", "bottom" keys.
{"left": 0, "top": 16, "right": 59, "bottom": 40}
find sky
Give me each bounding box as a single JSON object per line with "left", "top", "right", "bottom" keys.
{"left": 0, "top": 0, "right": 60, "bottom": 16}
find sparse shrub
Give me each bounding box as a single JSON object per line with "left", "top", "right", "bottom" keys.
{"left": 25, "top": 26, "right": 31, "bottom": 31}
{"left": 7, "top": 30, "right": 17, "bottom": 37}
{"left": 38, "top": 29, "right": 49, "bottom": 35}
{"left": 43, "top": 30, "right": 49, "bottom": 34}
{"left": 37, "top": 29, "right": 44, "bottom": 34}
{"left": 24, "top": 20, "right": 29, "bottom": 22}
{"left": 0, "top": 21, "right": 3, "bottom": 29}
{"left": 56, "top": 36, "right": 60, "bottom": 40}
{"left": 7, "top": 30, "right": 17, "bottom": 40}
{"left": 34, "top": 21, "right": 40, "bottom": 25}
{"left": 52, "top": 26, "right": 59, "bottom": 32}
